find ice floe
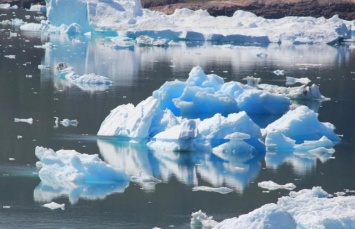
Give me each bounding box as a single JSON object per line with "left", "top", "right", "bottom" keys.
{"left": 57, "top": 65, "right": 112, "bottom": 86}
{"left": 257, "top": 181, "right": 296, "bottom": 191}
{"left": 192, "top": 186, "right": 233, "bottom": 194}
{"left": 14, "top": 118, "right": 33, "bottom": 124}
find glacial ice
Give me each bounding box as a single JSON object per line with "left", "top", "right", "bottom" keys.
{"left": 27, "top": 0, "right": 351, "bottom": 44}
{"left": 14, "top": 118, "right": 33, "bottom": 124}
{"left": 98, "top": 66, "right": 338, "bottom": 155}
{"left": 34, "top": 146, "right": 129, "bottom": 204}
{"left": 57, "top": 66, "right": 112, "bottom": 85}
{"left": 195, "top": 187, "right": 355, "bottom": 229}
{"left": 192, "top": 186, "right": 233, "bottom": 194}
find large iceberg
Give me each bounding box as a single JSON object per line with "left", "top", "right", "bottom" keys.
{"left": 98, "top": 66, "right": 339, "bottom": 154}
{"left": 36, "top": 0, "right": 351, "bottom": 44}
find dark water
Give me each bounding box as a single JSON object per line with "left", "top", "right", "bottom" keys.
{"left": 1, "top": 9, "right": 355, "bottom": 229}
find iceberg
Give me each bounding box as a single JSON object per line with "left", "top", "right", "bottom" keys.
{"left": 197, "top": 187, "right": 355, "bottom": 229}
{"left": 42, "top": 202, "right": 65, "bottom": 210}
{"left": 34, "top": 146, "right": 129, "bottom": 204}
{"left": 38, "top": 1, "right": 351, "bottom": 44}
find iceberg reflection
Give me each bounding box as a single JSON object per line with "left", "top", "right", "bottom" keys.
{"left": 97, "top": 138, "right": 263, "bottom": 193}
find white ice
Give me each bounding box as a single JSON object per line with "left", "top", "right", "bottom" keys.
{"left": 35, "top": 146, "right": 129, "bottom": 184}
{"left": 286, "top": 76, "right": 311, "bottom": 86}
{"left": 25, "top": 0, "right": 351, "bottom": 44}
{"left": 192, "top": 186, "right": 233, "bottom": 194}
{"left": 34, "top": 146, "right": 129, "bottom": 204}
{"left": 257, "top": 181, "right": 296, "bottom": 191}
{"left": 60, "top": 119, "right": 78, "bottom": 127}
{"left": 14, "top": 118, "right": 33, "bottom": 124}
{"left": 28, "top": 4, "right": 46, "bottom": 12}
{"left": 57, "top": 66, "right": 112, "bottom": 86}
{"left": 196, "top": 186, "right": 355, "bottom": 229}
{"left": 42, "top": 202, "right": 65, "bottom": 210}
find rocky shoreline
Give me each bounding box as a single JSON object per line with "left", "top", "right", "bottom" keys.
{"left": 1, "top": 0, "right": 355, "bottom": 20}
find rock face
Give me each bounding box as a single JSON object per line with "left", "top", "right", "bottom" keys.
{"left": 2, "top": 0, "right": 355, "bottom": 20}
{"left": 143, "top": 0, "right": 355, "bottom": 20}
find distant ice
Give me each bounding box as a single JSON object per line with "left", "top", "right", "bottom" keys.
{"left": 286, "top": 76, "right": 311, "bottom": 85}
{"left": 273, "top": 69, "right": 285, "bottom": 76}
{"left": 14, "top": 118, "right": 33, "bottom": 124}
{"left": 192, "top": 186, "right": 233, "bottom": 194}
{"left": 42, "top": 202, "right": 65, "bottom": 210}
{"left": 24, "top": 0, "right": 351, "bottom": 44}
{"left": 60, "top": 119, "right": 78, "bottom": 127}
{"left": 57, "top": 66, "right": 112, "bottom": 86}
{"left": 258, "top": 181, "right": 296, "bottom": 191}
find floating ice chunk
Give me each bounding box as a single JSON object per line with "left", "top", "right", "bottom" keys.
{"left": 243, "top": 76, "right": 261, "bottom": 88}
{"left": 60, "top": 119, "right": 78, "bottom": 127}
{"left": 0, "top": 4, "right": 10, "bottom": 9}
{"left": 273, "top": 69, "right": 285, "bottom": 76}
{"left": 14, "top": 118, "right": 33, "bottom": 124}
{"left": 192, "top": 186, "right": 233, "bottom": 194}
{"left": 107, "top": 36, "right": 134, "bottom": 50}
{"left": 35, "top": 146, "right": 129, "bottom": 185}
{"left": 264, "top": 105, "right": 340, "bottom": 143}
{"left": 256, "top": 52, "right": 268, "bottom": 58}
{"left": 42, "top": 202, "right": 65, "bottom": 210}
{"left": 4, "top": 55, "right": 15, "bottom": 59}
{"left": 259, "top": 83, "right": 326, "bottom": 101}
{"left": 57, "top": 66, "right": 112, "bottom": 86}
{"left": 215, "top": 203, "right": 297, "bottom": 229}
{"left": 34, "top": 42, "right": 56, "bottom": 49}
{"left": 38, "top": 65, "right": 50, "bottom": 70}
{"left": 258, "top": 181, "right": 296, "bottom": 191}
{"left": 286, "top": 76, "right": 311, "bottom": 85}
{"left": 29, "top": 4, "right": 46, "bottom": 12}
{"left": 190, "top": 210, "right": 218, "bottom": 229}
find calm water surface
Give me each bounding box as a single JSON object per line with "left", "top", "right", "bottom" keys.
{"left": 1, "top": 9, "right": 355, "bottom": 229}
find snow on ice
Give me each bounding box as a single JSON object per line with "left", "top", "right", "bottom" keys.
{"left": 19, "top": 0, "right": 352, "bottom": 44}
{"left": 196, "top": 187, "right": 355, "bottom": 229}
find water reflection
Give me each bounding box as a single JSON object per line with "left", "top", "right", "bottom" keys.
{"left": 265, "top": 148, "right": 335, "bottom": 175}
{"left": 97, "top": 138, "right": 263, "bottom": 193}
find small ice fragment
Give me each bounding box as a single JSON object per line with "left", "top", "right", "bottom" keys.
{"left": 14, "top": 118, "right": 33, "bottom": 124}
{"left": 190, "top": 210, "right": 218, "bottom": 228}
{"left": 4, "top": 55, "right": 15, "bottom": 59}
{"left": 258, "top": 181, "right": 296, "bottom": 191}
{"left": 273, "top": 69, "right": 285, "bottom": 76}
{"left": 335, "top": 192, "right": 346, "bottom": 196}
{"left": 60, "top": 119, "right": 78, "bottom": 127}
{"left": 9, "top": 158, "right": 15, "bottom": 161}
{"left": 223, "top": 70, "right": 228, "bottom": 73}
{"left": 256, "top": 52, "right": 268, "bottom": 58}
{"left": 26, "top": 75, "right": 32, "bottom": 78}
{"left": 17, "top": 135, "right": 22, "bottom": 139}
{"left": 192, "top": 186, "right": 233, "bottom": 194}
{"left": 42, "top": 202, "right": 65, "bottom": 210}
{"left": 3, "top": 206, "right": 10, "bottom": 209}
{"left": 286, "top": 76, "right": 311, "bottom": 85}
{"left": 38, "top": 65, "right": 50, "bottom": 70}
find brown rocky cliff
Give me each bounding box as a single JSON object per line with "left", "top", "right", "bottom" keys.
{"left": 1, "top": 0, "right": 355, "bottom": 20}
